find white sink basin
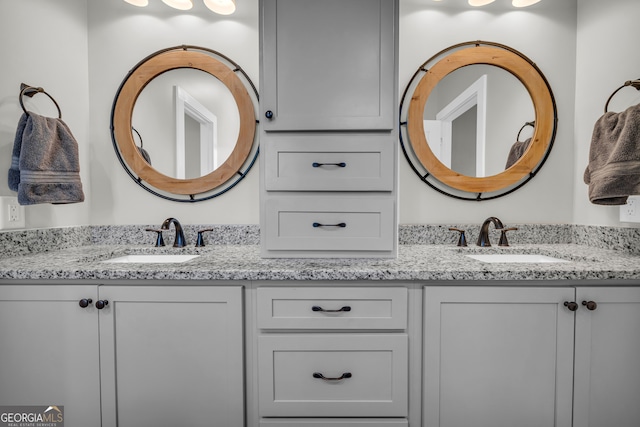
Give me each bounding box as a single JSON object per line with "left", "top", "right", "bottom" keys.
{"left": 466, "top": 254, "right": 569, "bottom": 263}
{"left": 102, "top": 254, "right": 200, "bottom": 264}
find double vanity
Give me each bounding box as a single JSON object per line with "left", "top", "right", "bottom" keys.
{"left": 1, "top": 224, "right": 640, "bottom": 427}
{"left": 2, "top": 0, "right": 639, "bottom": 426}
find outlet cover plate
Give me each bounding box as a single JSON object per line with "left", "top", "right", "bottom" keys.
{"left": 0, "top": 196, "right": 25, "bottom": 230}
{"left": 620, "top": 195, "right": 640, "bottom": 223}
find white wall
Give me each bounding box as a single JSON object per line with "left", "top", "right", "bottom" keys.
{"left": 8, "top": 0, "right": 634, "bottom": 229}
{"left": 87, "top": 0, "right": 260, "bottom": 226}
{"left": 573, "top": 0, "right": 640, "bottom": 227}
{"left": 88, "top": 0, "right": 577, "bottom": 226}
{"left": 399, "top": 0, "right": 577, "bottom": 224}
{"left": 0, "top": 0, "right": 91, "bottom": 228}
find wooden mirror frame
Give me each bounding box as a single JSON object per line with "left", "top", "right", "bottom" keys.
{"left": 401, "top": 41, "right": 557, "bottom": 200}
{"left": 111, "top": 46, "right": 258, "bottom": 202}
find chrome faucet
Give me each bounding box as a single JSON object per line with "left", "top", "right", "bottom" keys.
{"left": 476, "top": 217, "right": 504, "bottom": 247}
{"left": 161, "top": 217, "right": 187, "bottom": 248}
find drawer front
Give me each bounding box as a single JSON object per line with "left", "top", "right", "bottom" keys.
{"left": 264, "top": 196, "right": 395, "bottom": 251}
{"left": 260, "top": 419, "right": 408, "bottom": 426}
{"left": 263, "top": 135, "right": 394, "bottom": 191}
{"left": 258, "top": 334, "right": 408, "bottom": 417}
{"left": 257, "top": 287, "right": 407, "bottom": 330}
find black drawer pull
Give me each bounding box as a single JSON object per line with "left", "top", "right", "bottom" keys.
{"left": 312, "top": 162, "right": 347, "bottom": 168}
{"left": 312, "top": 305, "right": 351, "bottom": 313}
{"left": 313, "top": 372, "right": 352, "bottom": 381}
{"left": 313, "top": 222, "right": 346, "bottom": 228}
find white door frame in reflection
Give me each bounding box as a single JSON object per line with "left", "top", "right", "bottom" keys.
{"left": 424, "top": 74, "right": 487, "bottom": 176}
{"left": 174, "top": 85, "right": 218, "bottom": 179}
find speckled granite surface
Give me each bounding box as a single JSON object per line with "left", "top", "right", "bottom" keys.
{"left": 399, "top": 224, "right": 574, "bottom": 246}
{"left": 0, "top": 226, "right": 92, "bottom": 258}
{"left": 90, "top": 224, "right": 260, "bottom": 246}
{"left": 0, "top": 224, "right": 638, "bottom": 282}
{"left": 0, "top": 242, "right": 639, "bottom": 282}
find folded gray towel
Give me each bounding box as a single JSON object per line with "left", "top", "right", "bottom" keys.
{"left": 505, "top": 138, "right": 531, "bottom": 169}
{"left": 17, "top": 112, "right": 84, "bottom": 205}
{"left": 8, "top": 113, "right": 28, "bottom": 191}
{"left": 584, "top": 103, "right": 640, "bottom": 205}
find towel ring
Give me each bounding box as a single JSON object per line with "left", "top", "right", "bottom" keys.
{"left": 19, "top": 83, "right": 62, "bottom": 119}
{"left": 604, "top": 79, "right": 640, "bottom": 113}
{"left": 516, "top": 120, "right": 535, "bottom": 142}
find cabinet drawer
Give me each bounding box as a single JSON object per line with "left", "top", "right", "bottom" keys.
{"left": 264, "top": 135, "right": 394, "bottom": 191}
{"left": 257, "top": 287, "right": 407, "bottom": 330}
{"left": 264, "top": 196, "right": 395, "bottom": 251}
{"left": 258, "top": 334, "right": 408, "bottom": 417}
{"left": 260, "top": 419, "right": 408, "bottom": 426}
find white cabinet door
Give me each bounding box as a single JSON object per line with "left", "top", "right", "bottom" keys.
{"left": 0, "top": 285, "right": 101, "bottom": 427}
{"left": 98, "top": 285, "right": 244, "bottom": 427}
{"left": 423, "top": 286, "right": 575, "bottom": 427}
{"left": 573, "top": 287, "right": 640, "bottom": 427}
{"left": 260, "top": 0, "right": 397, "bottom": 131}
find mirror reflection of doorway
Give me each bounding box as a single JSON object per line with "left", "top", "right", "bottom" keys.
{"left": 175, "top": 85, "right": 218, "bottom": 179}
{"left": 424, "top": 74, "right": 487, "bottom": 176}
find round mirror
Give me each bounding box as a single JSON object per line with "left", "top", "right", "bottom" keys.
{"left": 400, "top": 41, "right": 557, "bottom": 200}
{"left": 111, "top": 45, "right": 259, "bottom": 202}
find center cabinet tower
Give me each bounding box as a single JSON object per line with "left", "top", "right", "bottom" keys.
{"left": 259, "top": 0, "right": 399, "bottom": 258}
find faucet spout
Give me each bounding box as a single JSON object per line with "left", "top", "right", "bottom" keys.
{"left": 476, "top": 216, "right": 504, "bottom": 247}
{"left": 161, "top": 217, "right": 187, "bottom": 248}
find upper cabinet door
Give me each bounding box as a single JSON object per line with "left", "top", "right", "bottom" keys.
{"left": 260, "top": 0, "right": 397, "bottom": 131}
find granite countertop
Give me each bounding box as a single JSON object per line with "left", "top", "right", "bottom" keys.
{"left": 1, "top": 243, "right": 639, "bottom": 282}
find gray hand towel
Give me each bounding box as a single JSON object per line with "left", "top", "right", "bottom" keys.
{"left": 505, "top": 138, "right": 531, "bottom": 169}
{"left": 584, "top": 104, "right": 640, "bottom": 205}
{"left": 17, "top": 112, "right": 84, "bottom": 205}
{"left": 8, "top": 113, "right": 28, "bottom": 191}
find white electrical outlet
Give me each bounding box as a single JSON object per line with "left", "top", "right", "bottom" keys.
{"left": 620, "top": 195, "right": 640, "bottom": 223}
{"left": 0, "top": 196, "right": 25, "bottom": 230}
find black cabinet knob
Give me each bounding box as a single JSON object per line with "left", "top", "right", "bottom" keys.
{"left": 564, "top": 301, "right": 578, "bottom": 312}
{"left": 582, "top": 300, "right": 598, "bottom": 311}
{"left": 265, "top": 110, "right": 274, "bottom": 119}
{"left": 95, "top": 300, "right": 109, "bottom": 310}
{"left": 79, "top": 298, "right": 93, "bottom": 308}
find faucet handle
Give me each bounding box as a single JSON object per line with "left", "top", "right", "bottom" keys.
{"left": 449, "top": 228, "right": 468, "bottom": 247}
{"left": 195, "top": 228, "right": 214, "bottom": 247}
{"left": 497, "top": 227, "right": 518, "bottom": 247}
{"left": 145, "top": 228, "right": 165, "bottom": 247}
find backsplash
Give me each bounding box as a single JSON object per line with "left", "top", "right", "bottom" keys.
{"left": 398, "top": 224, "right": 574, "bottom": 246}
{"left": 0, "top": 224, "right": 638, "bottom": 258}
{"left": 90, "top": 224, "right": 260, "bottom": 246}
{"left": 0, "top": 226, "right": 92, "bottom": 258}
{"left": 572, "top": 225, "right": 640, "bottom": 254}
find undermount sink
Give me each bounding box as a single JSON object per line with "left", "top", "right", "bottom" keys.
{"left": 102, "top": 254, "right": 200, "bottom": 264}
{"left": 466, "top": 254, "right": 569, "bottom": 263}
